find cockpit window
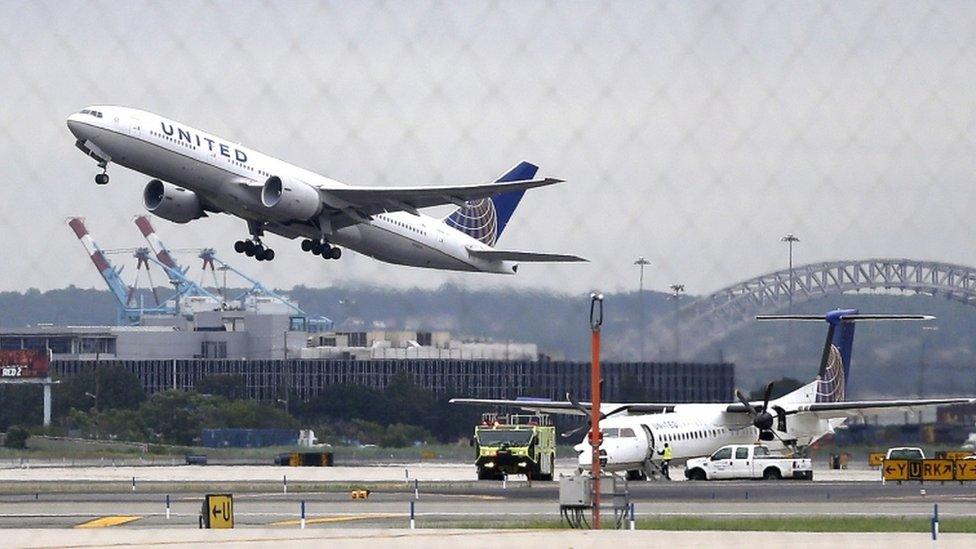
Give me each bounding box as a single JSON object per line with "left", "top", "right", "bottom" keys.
{"left": 601, "top": 428, "right": 619, "bottom": 438}
{"left": 619, "top": 428, "right": 636, "bottom": 438}
{"left": 79, "top": 109, "right": 103, "bottom": 118}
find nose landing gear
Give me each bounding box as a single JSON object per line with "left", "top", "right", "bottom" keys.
{"left": 301, "top": 239, "right": 341, "bottom": 260}
{"left": 94, "top": 164, "right": 109, "bottom": 185}
{"left": 234, "top": 239, "right": 275, "bottom": 261}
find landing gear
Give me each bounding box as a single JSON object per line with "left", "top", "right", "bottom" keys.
{"left": 234, "top": 238, "right": 275, "bottom": 261}
{"left": 94, "top": 164, "right": 109, "bottom": 185}
{"left": 301, "top": 238, "right": 341, "bottom": 260}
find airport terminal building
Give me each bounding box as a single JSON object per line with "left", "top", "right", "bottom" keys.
{"left": 3, "top": 320, "right": 734, "bottom": 404}
{"left": 50, "top": 357, "right": 734, "bottom": 403}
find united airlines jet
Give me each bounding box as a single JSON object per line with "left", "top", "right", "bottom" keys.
{"left": 67, "top": 106, "right": 585, "bottom": 272}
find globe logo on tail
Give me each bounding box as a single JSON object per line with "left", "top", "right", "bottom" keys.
{"left": 816, "top": 344, "right": 846, "bottom": 403}
{"left": 445, "top": 199, "right": 499, "bottom": 246}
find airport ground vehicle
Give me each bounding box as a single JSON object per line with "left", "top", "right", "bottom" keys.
{"left": 684, "top": 444, "right": 813, "bottom": 480}
{"left": 885, "top": 447, "right": 925, "bottom": 460}
{"left": 474, "top": 413, "right": 555, "bottom": 481}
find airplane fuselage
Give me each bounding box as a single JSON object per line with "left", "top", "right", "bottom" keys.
{"left": 576, "top": 387, "right": 840, "bottom": 473}
{"left": 67, "top": 106, "right": 517, "bottom": 273}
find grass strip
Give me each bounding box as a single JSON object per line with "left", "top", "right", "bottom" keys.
{"left": 434, "top": 515, "right": 976, "bottom": 533}
{"left": 635, "top": 516, "right": 976, "bottom": 533}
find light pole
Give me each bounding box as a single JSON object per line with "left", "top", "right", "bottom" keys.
{"left": 781, "top": 233, "right": 800, "bottom": 314}
{"left": 588, "top": 292, "right": 604, "bottom": 530}
{"left": 669, "top": 284, "right": 685, "bottom": 361}
{"left": 634, "top": 257, "right": 651, "bottom": 362}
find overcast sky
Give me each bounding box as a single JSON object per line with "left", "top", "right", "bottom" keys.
{"left": 2, "top": 1, "right": 975, "bottom": 297}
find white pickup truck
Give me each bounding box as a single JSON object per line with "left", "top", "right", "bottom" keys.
{"left": 684, "top": 444, "right": 813, "bottom": 481}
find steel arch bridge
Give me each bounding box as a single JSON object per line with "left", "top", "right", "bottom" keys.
{"left": 655, "top": 258, "right": 976, "bottom": 358}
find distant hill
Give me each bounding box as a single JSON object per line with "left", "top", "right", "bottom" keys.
{"left": 2, "top": 285, "right": 975, "bottom": 399}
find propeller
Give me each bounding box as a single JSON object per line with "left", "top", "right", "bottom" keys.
{"left": 560, "top": 387, "right": 630, "bottom": 439}
{"left": 561, "top": 392, "right": 599, "bottom": 439}
{"left": 735, "top": 381, "right": 776, "bottom": 440}
{"left": 732, "top": 382, "right": 802, "bottom": 453}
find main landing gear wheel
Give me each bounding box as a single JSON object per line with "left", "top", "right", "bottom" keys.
{"left": 234, "top": 239, "right": 274, "bottom": 261}
{"left": 302, "top": 239, "right": 341, "bottom": 260}
{"left": 94, "top": 173, "right": 109, "bottom": 185}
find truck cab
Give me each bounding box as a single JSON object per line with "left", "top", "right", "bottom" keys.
{"left": 885, "top": 447, "right": 925, "bottom": 461}
{"left": 684, "top": 444, "right": 813, "bottom": 481}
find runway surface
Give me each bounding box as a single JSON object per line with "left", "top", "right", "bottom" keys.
{"left": 0, "top": 461, "right": 884, "bottom": 483}
{"left": 0, "top": 465, "right": 972, "bottom": 529}
{"left": 5, "top": 529, "right": 976, "bottom": 549}
{"left": 2, "top": 461, "right": 975, "bottom": 548}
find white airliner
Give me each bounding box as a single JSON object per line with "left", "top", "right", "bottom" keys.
{"left": 452, "top": 309, "right": 976, "bottom": 478}
{"left": 66, "top": 106, "right": 585, "bottom": 272}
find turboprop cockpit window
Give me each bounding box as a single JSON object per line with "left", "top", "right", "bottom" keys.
{"left": 619, "top": 428, "right": 636, "bottom": 438}
{"left": 601, "top": 428, "right": 619, "bottom": 438}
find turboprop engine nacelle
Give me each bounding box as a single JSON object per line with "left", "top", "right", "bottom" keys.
{"left": 261, "top": 175, "right": 322, "bottom": 221}
{"left": 143, "top": 179, "right": 205, "bottom": 224}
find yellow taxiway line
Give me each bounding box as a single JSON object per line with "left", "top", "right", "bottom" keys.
{"left": 270, "top": 513, "right": 402, "bottom": 527}
{"left": 75, "top": 515, "right": 143, "bottom": 528}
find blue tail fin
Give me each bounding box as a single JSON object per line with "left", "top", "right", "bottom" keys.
{"left": 444, "top": 161, "right": 538, "bottom": 246}
{"left": 817, "top": 308, "right": 858, "bottom": 402}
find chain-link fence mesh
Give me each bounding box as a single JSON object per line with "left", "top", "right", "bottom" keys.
{"left": 2, "top": 1, "right": 976, "bottom": 392}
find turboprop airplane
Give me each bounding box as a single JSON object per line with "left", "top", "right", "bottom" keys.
{"left": 451, "top": 309, "right": 976, "bottom": 478}
{"left": 66, "top": 106, "right": 585, "bottom": 272}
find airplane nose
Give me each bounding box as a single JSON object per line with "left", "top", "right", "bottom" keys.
{"left": 66, "top": 115, "right": 85, "bottom": 139}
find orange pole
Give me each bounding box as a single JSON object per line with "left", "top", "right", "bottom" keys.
{"left": 590, "top": 328, "right": 602, "bottom": 529}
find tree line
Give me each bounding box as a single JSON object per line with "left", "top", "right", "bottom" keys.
{"left": 0, "top": 366, "right": 481, "bottom": 447}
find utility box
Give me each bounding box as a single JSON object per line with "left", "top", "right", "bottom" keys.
{"left": 559, "top": 473, "right": 592, "bottom": 507}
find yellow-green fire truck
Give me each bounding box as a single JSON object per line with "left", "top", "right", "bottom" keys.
{"left": 474, "top": 413, "right": 555, "bottom": 481}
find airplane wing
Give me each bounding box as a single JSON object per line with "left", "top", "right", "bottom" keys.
{"left": 449, "top": 398, "right": 676, "bottom": 417}
{"left": 786, "top": 397, "right": 976, "bottom": 419}
{"left": 321, "top": 177, "right": 564, "bottom": 217}
{"left": 466, "top": 249, "right": 588, "bottom": 262}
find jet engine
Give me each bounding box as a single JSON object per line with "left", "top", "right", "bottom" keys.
{"left": 261, "top": 175, "right": 322, "bottom": 221}
{"left": 143, "top": 179, "right": 205, "bottom": 224}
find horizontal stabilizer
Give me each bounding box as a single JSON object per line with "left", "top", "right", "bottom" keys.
{"left": 757, "top": 314, "right": 935, "bottom": 322}
{"left": 467, "top": 249, "right": 587, "bottom": 262}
